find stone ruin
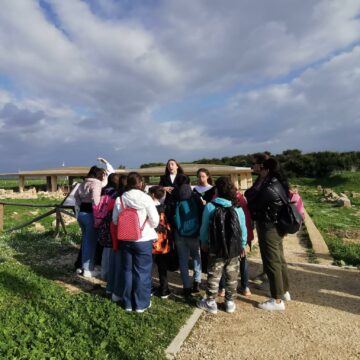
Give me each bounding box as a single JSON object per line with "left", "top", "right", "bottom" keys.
{"left": 318, "top": 186, "right": 352, "bottom": 208}
{"left": 0, "top": 187, "right": 65, "bottom": 200}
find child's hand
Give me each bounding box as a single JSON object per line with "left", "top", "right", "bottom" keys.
{"left": 164, "top": 186, "right": 174, "bottom": 193}
{"left": 97, "top": 157, "right": 108, "bottom": 164}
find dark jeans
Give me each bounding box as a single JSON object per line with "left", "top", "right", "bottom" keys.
{"left": 119, "top": 240, "right": 153, "bottom": 311}
{"left": 154, "top": 254, "right": 169, "bottom": 291}
{"left": 257, "top": 224, "right": 289, "bottom": 299}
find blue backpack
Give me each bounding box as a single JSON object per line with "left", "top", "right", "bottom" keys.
{"left": 174, "top": 196, "right": 200, "bottom": 237}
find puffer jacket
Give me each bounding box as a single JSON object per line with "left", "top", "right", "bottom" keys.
{"left": 245, "top": 176, "right": 287, "bottom": 227}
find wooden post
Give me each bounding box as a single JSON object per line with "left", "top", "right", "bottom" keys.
{"left": 51, "top": 176, "right": 57, "bottom": 192}
{"left": 240, "top": 173, "right": 248, "bottom": 190}
{"left": 230, "top": 173, "right": 239, "bottom": 189}
{"left": 19, "top": 176, "right": 25, "bottom": 193}
{"left": 247, "top": 172, "right": 253, "bottom": 188}
{"left": 0, "top": 204, "right": 3, "bottom": 231}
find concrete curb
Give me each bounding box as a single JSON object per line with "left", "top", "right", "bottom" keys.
{"left": 303, "top": 209, "right": 333, "bottom": 264}
{"left": 165, "top": 308, "right": 203, "bottom": 359}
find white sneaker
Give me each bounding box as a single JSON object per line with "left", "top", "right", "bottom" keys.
{"left": 282, "top": 291, "right": 291, "bottom": 302}
{"left": 258, "top": 299, "right": 285, "bottom": 311}
{"left": 225, "top": 300, "right": 236, "bottom": 313}
{"left": 135, "top": 301, "right": 151, "bottom": 313}
{"left": 75, "top": 268, "right": 83, "bottom": 275}
{"left": 82, "top": 269, "right": 101, "bottom": 278}
{"left": 197, "top": 298, "right": 218, "bottom": 314}
{"left": 111, "top": 293, "right": 121, "bottom": 303}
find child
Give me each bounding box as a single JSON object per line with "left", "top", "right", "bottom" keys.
{"left": 198, "top": 177, "right": 247, "bottom": 314}
{"left": 148, "top": 186, "right": 173, "bottom": 299}
{"left": 193, "top": 168, "right": 215, "bottom": 274}
{"left": 217, "top": 191, "right": 254, "bottom": 297}
{"left": 193, "top": 168, "right": 215, "bottom": 204}
{"left": 112, "top": 172, "right": 159, "bottom": 313}
{"left": 172, "top": 175, "right": 203, "bottom": 297}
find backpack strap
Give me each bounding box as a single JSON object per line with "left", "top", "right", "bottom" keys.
{"left": 120, "top": 196, "right": 125, "bottom": 210}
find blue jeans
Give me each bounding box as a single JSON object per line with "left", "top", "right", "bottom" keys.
{"left": 175, "top": 232, "right": 202, "bottom": 289}
{"left": 119, "top": 240, "right": 153, "bottom": 311}
{"left": 219, "top": 256, "right": 248, "bottom": 290}
{"left": 77, "top": 212, "right": 97, "bottom": 271}
{"left": 106, "top": 249, "right": 122, "bottom": 295}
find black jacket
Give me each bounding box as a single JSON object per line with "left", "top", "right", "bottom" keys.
{"left": 159, "top": 173, "right": 188, "bottom": 221}
{"left": 245, "top": 176, "right": 287, "bottom": 226}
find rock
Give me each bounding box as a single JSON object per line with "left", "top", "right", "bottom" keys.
{"left": 339, "top": 193, "right": 349, "bottom": 200}
{"left": 323, "top": 188, "right": 339, "bottom": 199}
{"left": 335, "top": 197, "right": 351, "bottom": 208}
{"left": 317, "top": 185, "right": 323, "bottom": 192}
{"left": 351, "top": 192, "right": 360, "bottom": 199}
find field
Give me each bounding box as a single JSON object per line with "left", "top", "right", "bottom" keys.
{"left": 293, "top": 171, "right": 360, "bottom": 266}
{"left": 0, "top": 194, "right": 192, "bottom": 359}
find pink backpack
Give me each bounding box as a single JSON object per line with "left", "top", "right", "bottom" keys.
{"left": 93, "top": 194, "right": 115, "bottom": 228}
{"left": 117, "top": 197, "right": 148, "bottom": 240}
{"left": 289, "top": 191, "right": 305, "bottom": 220}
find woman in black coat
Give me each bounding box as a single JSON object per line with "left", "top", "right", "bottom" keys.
{"left": 159, "top": 159, "right": 188, "bottom": 221}
{"left": 245, "top": 158, "right": 291, "bottom": 311}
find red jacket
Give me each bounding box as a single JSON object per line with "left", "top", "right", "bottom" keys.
{"left": 236, "top": 192, "right": 254, "bottom": 246}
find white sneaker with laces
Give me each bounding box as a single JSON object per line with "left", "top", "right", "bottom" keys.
{"left": 225, "top": 300, "right": 236, "bottom": 313}
{"left": 197, "top": 298, "right": 218, "bottom": 314}
{"left": 282, "top": 291, "right": 291, "bottom": 301}
{"left": 258, "top": 299, "right": 285, "bottom": 311}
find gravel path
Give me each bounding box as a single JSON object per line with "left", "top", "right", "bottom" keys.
{"left": 175, "top": 233, "right": 360, "bottom": 360}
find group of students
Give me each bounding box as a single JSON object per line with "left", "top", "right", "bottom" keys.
{"left": 74, "top": 154, "right": 296, "bottom": 313}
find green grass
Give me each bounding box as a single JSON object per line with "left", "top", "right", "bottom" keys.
{"left": 292, "top": 171, "right": 360, "bottom": 266}
{"left": 0, "top": 201, "right": 193, "bottom": 359}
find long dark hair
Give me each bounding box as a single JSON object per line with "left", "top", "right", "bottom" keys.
{"left": 215, "top": 177, "right": 240, "bottom": 207}
{"left": 165, "top": 159, "right": 184, "bottom": 176}
{"left": 262, "top": 158, "right": 289, "bottom": 193}
{"left": 86, "top": 166, "right": 100, "bottom": 178}
{"left": 106, "top": 173, "right": 119, "bottom": 189}
{"left": 196, "top": 168, "right": 213, "bottom": 185}
{"left": 126, "top": 172, "right": 144, "bottom": 191}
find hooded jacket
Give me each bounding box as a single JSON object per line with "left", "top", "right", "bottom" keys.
{"left": 112, "top": 189, "right": 159, "bottom": 242}
{"left": 75, "top": 178, "right": 102, "bottom": 207}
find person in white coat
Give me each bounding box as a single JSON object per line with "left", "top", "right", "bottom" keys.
{"left": 112, "top": 172, "right": 159, "bottom": 313}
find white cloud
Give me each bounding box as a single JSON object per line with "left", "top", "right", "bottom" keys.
{"left": 0, "top": 0, "right": 359, "bottom": 171}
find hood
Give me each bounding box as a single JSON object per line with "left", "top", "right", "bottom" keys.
{"left": 173, "top": 184, "right": 192, "bottom": 201}
{"left": 212, "top": 197, "right": 232, "bottom": 207}
{"left": 121, "top": 189, "right": 153, "bottom": 210}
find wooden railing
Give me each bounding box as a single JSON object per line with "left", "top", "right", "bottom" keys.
{"left": 0, "top": 201, "right": 76, "bottom": 237}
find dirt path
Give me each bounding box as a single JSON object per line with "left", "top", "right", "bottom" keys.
{"left": 175, "top": 233, "right": 360, "bottom": 360}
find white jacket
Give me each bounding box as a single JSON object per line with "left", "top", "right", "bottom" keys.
{"left": 112, "top": 189, "right": 159, "bottom": 242}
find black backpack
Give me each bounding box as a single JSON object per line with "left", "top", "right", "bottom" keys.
{"left": 208, "top": 203, "right": 242, "bottom": 259}
{"left": 273, "top": 187, "right": 303, "bottom": 234}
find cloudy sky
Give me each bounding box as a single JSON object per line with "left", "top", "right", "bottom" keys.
{"left": 0, "top": 0, "right": 360, "bottom": 171}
